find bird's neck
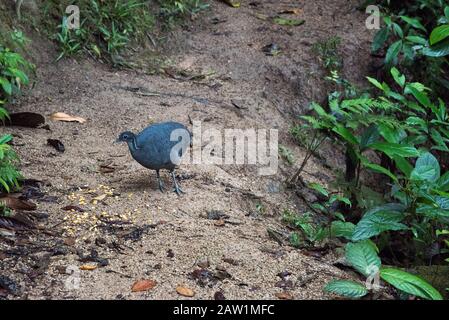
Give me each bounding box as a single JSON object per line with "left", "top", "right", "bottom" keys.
{"left": 128, "top": 137, "right": 140, "bottom": 152}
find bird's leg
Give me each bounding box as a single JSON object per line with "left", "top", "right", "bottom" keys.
{"left": 171, "top": 170, "right": 185, "bottom": 195}
{"left": 156, "top": 170, "right": 165, "bottom": 193}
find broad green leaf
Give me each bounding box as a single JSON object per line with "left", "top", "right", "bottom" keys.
{"left": 372, "top": 27, "right": 389, "bottom": 52}
{"left": 369, "top": 142, "right": 419, "bottom": 158}
{"left": 380, "top": 268, "right": 443, "bottom": 300}
{"left": 0, "top": 77, "right": 12, "bottom": 95}
{"left": 422, "top": 38, "right": 449, "bottom": 57}
{"left": 332, "top": 124, "right": 359, "bottom": 145}
{"left": 378, "top": 123, "right": 407, "bottom": 143}
{"left": 362, "top": 160, "right": 398, "bottom": 182}
{"left": 308, "top": 182, "right": 329, "bottom": 197}
{"left": 411, "top": 152, "right": 440, "bottom": 183}
{"left": 405, "top": 35, "right": 428, "bottom": 45}
{"left": 400, "top": 16, "right": 427, "bottom": 32}
{"left": 352, "top": 208, "right": 407, "bottom": 241}
{"left": 345, "top": 241, "right": 381, "bottom": 277}
{"left": 324, "top": 280, "right": 368, "bottom": 298}
{"left": 393, "top": 155, "right": 413, "bottom": 178}
{"left": 430, "top": 25, "right": 449, "bottom": 45}
{"left": 385, "top": 40, "right": 402, "bottom": 65}
{"left": 360, "top": 125, "right": 380, "bottom": 149}
{"left": 331, "top": 221, "right": 355, "bottom": 240}
{"left": 407, "top": 85, "right": 432, "bottom": 108}
{"left": 390, "top": 67, "right": 405, "bottom": 87}
{"left": 366, "top": 76, "right": 383, "bottom": 91}
{"left": 437, "top": 171, "right": 449, "bottom": 191}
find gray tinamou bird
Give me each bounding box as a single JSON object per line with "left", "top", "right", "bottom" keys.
{"left": 117, "top": 121, "right": 191, "bottom": 195}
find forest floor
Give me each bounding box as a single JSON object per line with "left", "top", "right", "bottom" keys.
{"left": 0, "top": 0, "right": 375, "bottom": 299}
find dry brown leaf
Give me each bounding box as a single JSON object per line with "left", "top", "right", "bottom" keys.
{"left": 99, "top": 165, "right": 115, "bottom": 174}
{"left": 49, "top": 112, "right": 86, "bottom": 124}
{"left": 0, "top": 196, "right": 37, "bottom": 211}
{"left": 275, "top": 292, "right": 294, "bottom": 300}
{"left": 278, "top": 8, "right": 303, "bottom": 15}
{"left": 214, "top": 219, "right": 226, "bottom": 227}
{"left": 80, "top": 264, "right": 97, "bottom": 271}
{"left": 131, "top": 279, "right": 157, "bottom": 292}
{"left": 91, "top": 194, "right": 107, "bottom": 202}
{"left": 176, "top": 285, "right": 195, "bottom": 297}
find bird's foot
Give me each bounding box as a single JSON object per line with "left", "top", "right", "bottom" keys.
{"left": 172, "top": 185, "right": 185, "bottom": 195}
{"left": 158, "top": 181, "right": 166, "bottom": 193}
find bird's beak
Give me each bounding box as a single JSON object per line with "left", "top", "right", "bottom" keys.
{"left": 114, "top": 138, "right": 121, "bottom": 144}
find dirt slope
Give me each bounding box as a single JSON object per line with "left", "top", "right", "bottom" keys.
{"left": 0, "top": 0, "right": 374, "bottom": 299}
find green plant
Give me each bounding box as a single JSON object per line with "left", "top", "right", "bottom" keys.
{"left": 47, "top": 0, "right": 208, "bottom": 64}
{"left": 278, "top": 145, "right": 295, "bottom": 166}
{"left": 0, "top": 34, "right": 30, "bottom": 194}
{"left": 371, "top": 1, "right": 449, "bottom": 95}
{"left": 158, "top": 0, "right": 209, "bottom": 28}
{"left": 283, "top": 210, "right": 328, "bottom": 247}
{"left": 312, "top": 37, "right": 343, "bottom": 72}
{"left": 324, "top": 239, "right": 443, "bottom": 300}
{"left": 0, "top": 134, "right": 21, "bottom": 193}
{"left": 48, "top": 0, "right": 154, "bottom": 65}
{"left": 0, "top": 45, "right": 31, "bottom": 102}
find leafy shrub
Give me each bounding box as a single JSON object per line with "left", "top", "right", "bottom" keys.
{"left": 158, "top": 0, "right": 209, "bottom": 28}
{"left": 324, "top": 240, "right": 443, "bottom": 300}
{"left": 0, "top": 33, "right": 30, "bottom": 194}
{"left": 47, "top": 0, "right": 154, "bottom": 64}
{"left": 370, "top": 0, "right": 449, "bottom": 96}
{"left": 45, "top": 0, "right": 208, "bottom": 64}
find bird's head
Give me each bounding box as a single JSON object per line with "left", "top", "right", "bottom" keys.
{"left": 116, "top": 131, "right": 136, "bottom": 143}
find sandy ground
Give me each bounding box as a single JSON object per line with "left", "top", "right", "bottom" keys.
{"left": 0, "top": 0, "right": 374, "bottom": 299}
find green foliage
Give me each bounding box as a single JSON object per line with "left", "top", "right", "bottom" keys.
{"left": 345, "top": 240, "right": 381, "bottom": 277}
{"left": 283, "top": 210, "right": 328, "bottom": 247}
{"left": 46, "top": 0, "right": 208, "bottom": 65}
{"left": 278, "top": 145, "right": 295, "bottom": 166}
{"left": 0, "top": 43, "right": 32, "bottom": 103}
{"left": 0, "top": 33, "right": 28, "bottom": 195}
{"left": 158, "top": 0, "right": 209, "bottom": 28}
{"left": 371, "top": 1, "right": 449, "bottom": 95}
{"left": 380, "top": 268, "right": 443, "bottom": 300}
{"left": 324, "top": 280, "right": 368, "bottom": 298}
{"left": 326, "top": 239, "right": 442, "bottom": 300}
{"left": 312, "top": 37, "right": 343, "bottom": 72}
{"left": 48, "top": 0, "right": 154, "bottom": 65}
{"left": 0, "top": 134, "right": 21, "bottom": 193}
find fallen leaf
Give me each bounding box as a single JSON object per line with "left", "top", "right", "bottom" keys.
{"left": 214, "top": 291, "right": 226, "bottom": 300}
{"left": 0, "top": 196, "right": 37, "bottom": 211}
{"left": 47, "top": 139, "right": 65, "bottom": 152}
{"left": 214, "top": 219, "right": 226, "bottom": 227}
{"left": 131, "top": 279, "right": 157, "bottom": 292}
{"left": 64, "top": 237, "right": 76, "bottom": 246}
{"left": 220, "top": 0, "right": 240, "bottom": 8}
{"left": 278, "top": 8, "right": 302, "bottom": 15}
{"left": 80, "top": 264, "right": 97, "bottom": 271}
{"left": 275, "top": 292, "right": 294, "bottom": 300}
{"left": 99, "top": 165, "right": 115, "bottom": 174}
{"left": 6, "top": 112, "right": 45, "bottom": 128}
{"left": 49, "top": 112, "right": 86, "bottom": 124}
{"left": 61, "top": 205, "right": 85, "bottom": 212}
{"left": 273, "top": 17, "right": 305, "bottom": 26}
{"left": 176, "top": 285, "right": 195, "bottom": 297}
{"left": 91, "top": 194, "right": 107, "bottom": 202}
{"left": 254, "top": 13, "right": 269, "bottom": 21}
